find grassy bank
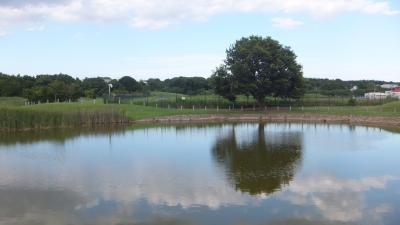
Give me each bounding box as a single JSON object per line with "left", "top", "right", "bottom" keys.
{"left": 1, "top": 97, "right": 399, "bottom": 131}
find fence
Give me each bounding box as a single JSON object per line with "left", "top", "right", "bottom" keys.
{"left": 102, "top": 93, "right": 397, "bottom": 109}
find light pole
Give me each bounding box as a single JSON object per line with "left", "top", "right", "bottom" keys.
{"left": 108, "top": 84, "right": 113, "bottom": 98}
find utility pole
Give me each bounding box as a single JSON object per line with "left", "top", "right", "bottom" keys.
{"left": 108, "top": 84, "right": 113, "bottom": 98}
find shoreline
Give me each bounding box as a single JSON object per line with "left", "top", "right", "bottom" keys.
{"left": 135, "top": 113, "right": 400, "bottom": 128}
{"left": 1, "top": 113, "right": 400, "bottom": 132}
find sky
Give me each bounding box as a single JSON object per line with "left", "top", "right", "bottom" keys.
{"left": 0, "top": 0, "right": 399, "bottom": 81}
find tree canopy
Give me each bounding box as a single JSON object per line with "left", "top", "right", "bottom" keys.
{"left": 213, "top": 36, "right": 304, "bottom": 105}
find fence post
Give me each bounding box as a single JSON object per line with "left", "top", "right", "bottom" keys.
{"left": 168, "top": 104, "right": 170, "bottom": 109}
{"left": 290, "top": 106, "right": 292, "bottom": 111}
{"left": 156, "top": 104, "right": 158, "bottom": 108}
{"left": 217, "top": 106, "right": 219, "bottom": 112}
{"left": 205, "top": 106, "right": 207, "bottom": 111}
{"left": 229, "top": 106, "right": 231, "bottom": 111}
{"left": 118, "top": 98, "right": 121, "bottom": 104}
{"left": 193, "top": 105, "right": 195, "bottom": 111}
{"left": 181, "top": 105, "right": 183, "bottom": 110}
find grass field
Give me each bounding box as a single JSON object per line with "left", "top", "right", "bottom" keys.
{"left": 17, "top": 97, "right": 400, "bottom": 118}
{"left": 118, "top": 92, "right": 395, "bottom": 107}
{"left": 1, "top": 97, "right": 399, "bottom": 130}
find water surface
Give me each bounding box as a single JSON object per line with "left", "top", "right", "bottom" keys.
{"left": 0, "top": 123, "right": 399, "bottom": 225}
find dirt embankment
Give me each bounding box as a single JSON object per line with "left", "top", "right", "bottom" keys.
{"left": 135, "top": 113, "right": 400, "bottom": 128}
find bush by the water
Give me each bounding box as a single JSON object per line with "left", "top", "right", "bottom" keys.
{"left": 348, "top": 98, "right": 357, "bottom": 106}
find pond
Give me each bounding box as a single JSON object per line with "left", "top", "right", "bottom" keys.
{"left": 0, "top": 123, "right": 399, "bottom": 225}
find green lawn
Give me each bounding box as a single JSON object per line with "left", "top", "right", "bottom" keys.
{"left": 0, "top": 97, "right": 26, "bottom": 107}
{"left": 23, "top": 98, "right": 400, "bottom": 119}
{"left": 118, "top": 91, "right": 394, "bottom": 107}
{"left": 26, "top": 100, "right": 220, "bottom": 120}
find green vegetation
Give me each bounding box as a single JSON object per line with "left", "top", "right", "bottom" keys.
{"left": 122, "top": 91, "right": 394, "bottom": 109}
{"left": 212, "top": 36, "right": 304, "bottom": 105}
{"left": 0, "top": 100, "right": 128, "bottom": 131}
{"left": 1, "top": 96, "right": 399, "bottom": 131}
{"left": 0, "top": 97, "right": 26, "bottom": 107}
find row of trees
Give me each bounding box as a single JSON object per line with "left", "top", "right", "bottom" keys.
{"left": 0, "top": 73, "right": 212, "bottom": 102}
{"left": 0, "top": 71, "right": 393, "bottom": 103}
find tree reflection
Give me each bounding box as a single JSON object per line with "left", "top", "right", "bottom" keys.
{"left": 212, "top": 124, "right": 303, "bottom": 195}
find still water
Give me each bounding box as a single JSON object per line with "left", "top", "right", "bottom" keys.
{"left": 0, "top": 123, "right": 400, "bottom": 225}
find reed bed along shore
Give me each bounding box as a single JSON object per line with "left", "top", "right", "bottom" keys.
{"left": 0, "top": 107, "right": 129, "bottom": 131}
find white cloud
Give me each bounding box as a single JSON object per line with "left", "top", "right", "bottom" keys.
{"left": 121, "top": 54, "right": 225, "bottom": 78}
{"left": 26, "top": 24, "right": 46, "bottom": 32}
{"left": 0, "top": 30, "right": 7, "bottom": 37}
{"left": 0, "top": 0, "right": 398, "bottom": 33}
{"left": 279, "top": 174, "right": 400, "bottom": 223}
{"left": 271, "top": 17, "right": 303, "bottom": 29}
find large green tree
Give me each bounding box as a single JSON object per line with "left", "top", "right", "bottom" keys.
{"left": 216, "top": 36, "right": 304, "bottom": 106}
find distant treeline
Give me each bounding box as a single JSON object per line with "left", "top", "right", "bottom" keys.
{"left": 304, "top": 78, "right": 393, "bottom": 97}
{"left": 0, "top": 73, "right": 211, "bottom": 102}
{"left": 0, "top": 72, "right": 396, "bottom": 102}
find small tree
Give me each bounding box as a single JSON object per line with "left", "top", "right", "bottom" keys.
{"left": 211, "top": 66, "right": 237, "bottom": 103}
{"left": 118, "top": 76, "right": 140, "bottom": 93}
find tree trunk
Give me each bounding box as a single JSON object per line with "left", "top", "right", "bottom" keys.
{"left": 256, "top": 95, "right": 265, "bottom": 107}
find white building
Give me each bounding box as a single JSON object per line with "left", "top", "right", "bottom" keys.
{"left": 386, "top": 87, "right": 400, "bottom": 99}
{"left": 364, "top": 92, "right": 389, "bottom": 100}
{"left": 100, "top": 77, "right": 112, "bottom": 84}
{"left": 381, "top": 84, "right": 398, "bottom": 89}
{"left": 350, "top": 86, "right": 358, "bottom": 92}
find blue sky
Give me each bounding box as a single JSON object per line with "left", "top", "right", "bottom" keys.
{"left": 0, "top": 0, "right": 399, "bottom": 81}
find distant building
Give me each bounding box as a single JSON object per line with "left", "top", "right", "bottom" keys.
{"left": 386, "top": 87, "right": 400, "bottom": 99}
{"left": 98, "top": 77, "right": 112, "bottom": 84}
{"left": 380, "top": 84, "right": 398, "bottom": 89}
{"left": 364, "top": 92, "right": 389, "bottom": 100}
{"left": 350, "top": 86, "right": 358, "bottom": 92}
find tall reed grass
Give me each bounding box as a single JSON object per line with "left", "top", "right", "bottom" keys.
{"left": 0, "top": 107, "right": 129, "bottom": 131}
